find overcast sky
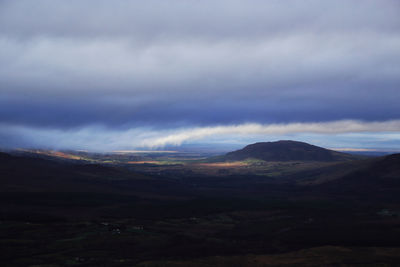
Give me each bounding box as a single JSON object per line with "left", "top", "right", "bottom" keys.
{"left": 1, "top": 0, "right": 400, "bottom": 151}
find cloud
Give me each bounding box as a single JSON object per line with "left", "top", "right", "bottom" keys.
{"left": 140, "top": 120, "right": 400, "bottom": 147}
{"left": 2, "top": 120, "right": 400, "bottom": 151}
{"left": 0, "top": 0, "right": 399, "bottom": 140}
{"left": 1, "top": 0, "right": 399, "bottom": 40}
{"left": 1, "top": 32, "right": 400, "bottom": 128}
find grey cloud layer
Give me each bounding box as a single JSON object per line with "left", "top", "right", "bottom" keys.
{"left": 1, "top": 0, "right": 399, "bottom": 39}
{"left": 0, "top": 0, "right": 400, "bottom": 144}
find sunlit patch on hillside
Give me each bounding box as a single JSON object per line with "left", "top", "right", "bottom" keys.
{"left": 16, "top": 149, "right": 83, "bottom": 160}
{"left": 196, "top": 162, "right": 249, "bottom": 167}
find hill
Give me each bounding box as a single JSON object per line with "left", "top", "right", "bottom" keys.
{"left": 319, "top": 153, "right": 400, "bottom": 194}
{"left": 211, "top": 140, "right": 357, "bottom": 162}
{"left": 0, "top": 151, "right": 181, "bottom": 194}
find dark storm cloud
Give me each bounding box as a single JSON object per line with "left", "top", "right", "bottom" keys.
{"left": 1, "top": 0, "right": 400, "bottom": 149}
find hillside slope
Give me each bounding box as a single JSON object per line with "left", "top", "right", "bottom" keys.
{"left": 320, "top": 153, "right": 400, "bottom": 193}
{"left": 0, "top": 152, "right": 175, "bottom": 194}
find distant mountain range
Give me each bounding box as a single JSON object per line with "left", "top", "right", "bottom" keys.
{"left": 210, "top": 140, "right": 358, "bottom": 162}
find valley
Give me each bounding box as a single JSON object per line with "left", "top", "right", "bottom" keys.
{"left": 1, "top": 141, "right": 400, "bottom": 266}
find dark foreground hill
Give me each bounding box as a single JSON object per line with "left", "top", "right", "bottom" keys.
{"left": 213, "top": 140, "right": 357, "bottom": 162}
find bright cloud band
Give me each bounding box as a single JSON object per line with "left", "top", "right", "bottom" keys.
{"left": 140, "top": 120, "right": 400, "bottom": 147}
{"left": 1, "top": 120, "right": 400, "bottom": 151}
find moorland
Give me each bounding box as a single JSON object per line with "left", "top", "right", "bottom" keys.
{"left": 1, "top": 140, "right": 400, "bottom": 266}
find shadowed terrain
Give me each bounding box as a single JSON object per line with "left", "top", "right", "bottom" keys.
{"left": 1, "top": 142, "right": 400, "bottom": 266}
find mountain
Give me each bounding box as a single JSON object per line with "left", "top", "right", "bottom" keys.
{"left": 212, "top": 140, "right": 358, "bottom": 162}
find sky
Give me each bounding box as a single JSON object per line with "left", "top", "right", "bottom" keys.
{"left": 1, "top": 0, "right": 400, "bottom": 151}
